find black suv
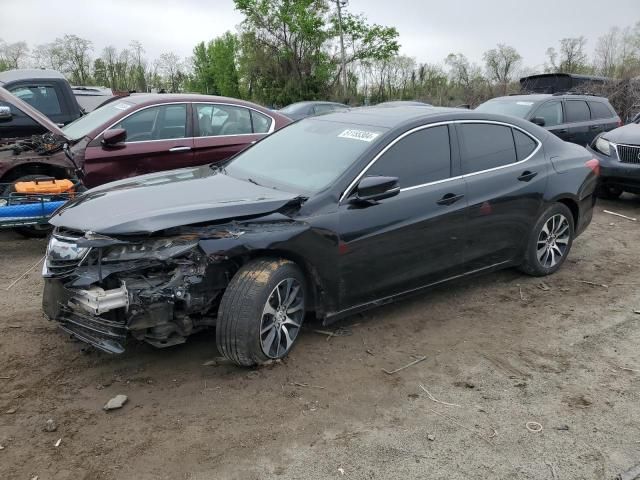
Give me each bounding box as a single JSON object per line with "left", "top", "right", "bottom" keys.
{"left": 476, "top": 93, "right": 621, "bottom": 146}
{"left": 0, "top": 69, "right": 83, "bottom": 139}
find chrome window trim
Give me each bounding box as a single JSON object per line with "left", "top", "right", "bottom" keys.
{"left": 96, "top": 101, "right": 276, "bottom": 144}
{"left": 339, "top": 120, "right": 542, "bottom": 203}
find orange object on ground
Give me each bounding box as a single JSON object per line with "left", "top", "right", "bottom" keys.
{"left": 14, "top": 178, "right": 75, "bottom": 195}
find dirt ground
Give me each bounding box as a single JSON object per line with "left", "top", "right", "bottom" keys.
{"left": 1, "top": 196, "right": 639, "bottom": 480}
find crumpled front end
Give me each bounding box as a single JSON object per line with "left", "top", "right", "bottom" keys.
{"left": 42, "top": 228, "right": 234, "bottom": 353}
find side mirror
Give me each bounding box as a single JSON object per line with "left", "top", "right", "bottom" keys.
{"left": 531, "top": 117, "right": 546, "bottom": 127}
{"left": 102, "top": 128, "right": 127, "bottom": 147}
{"left": 0, "top": 106, "right": 12, "bottom": 122}
{"left": 354, "top": 176, "right": 400, "bottom": 202}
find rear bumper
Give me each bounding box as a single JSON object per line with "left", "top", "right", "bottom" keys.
{"left": 43, "top": 278, "right": 128, "bottom": 354}
{"left": 587, "top": 146, "right": 640, "bottom": 193}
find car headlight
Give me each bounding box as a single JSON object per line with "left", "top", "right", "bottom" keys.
{"left": 101, "top": 238, "right": 198, "bottom": 263}
{"left": 595, "top": 136, "right": 612, "bottom": 156}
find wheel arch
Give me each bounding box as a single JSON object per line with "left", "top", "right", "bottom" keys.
{"left": 0, "top": 162, "right": 69, "bottom": 183}
{"left": 553, "top": 196, "right": 580, "bottom": 228}
{"left": 227, "top": 248, "right": 330, "bottom": 318}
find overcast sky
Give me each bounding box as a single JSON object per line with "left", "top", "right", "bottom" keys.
{"left": 1, "top": 0, "right": 638, "bottom": 71}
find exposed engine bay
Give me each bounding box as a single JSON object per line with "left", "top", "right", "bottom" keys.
{"left": 0, "top": 132, "right": 65, "bottom": 156}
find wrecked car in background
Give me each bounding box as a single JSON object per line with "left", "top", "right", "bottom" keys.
{"left": 0, "top": 87, "right": 291, "bottom": 189}
{"left": 43, "top": 106, "right": 598, "bottom": 366}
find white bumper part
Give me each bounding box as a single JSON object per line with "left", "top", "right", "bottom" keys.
{"left": 70, "top": 284, "right": 129, "bottom": 315}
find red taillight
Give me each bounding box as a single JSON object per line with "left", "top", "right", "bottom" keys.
{"left": 585, "top": 158, "right": 600, "bottom": 176}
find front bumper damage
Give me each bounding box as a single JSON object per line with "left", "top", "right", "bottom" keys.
{"left": 42, "top": 229, "right": 235, "bottom": 354}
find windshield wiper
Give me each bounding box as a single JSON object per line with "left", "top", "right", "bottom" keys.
{"left": 246, "top": 178, "right": 262, "bottom": 186}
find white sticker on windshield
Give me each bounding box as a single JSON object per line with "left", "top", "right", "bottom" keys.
{"left": 114, "top": 103, "right": 132, "bottom": 110}
{"left": 338, "top": 129, "right": 380, "bottom": 142}
{"left": 516, "top": 101, "right": 534, "bottom": 106}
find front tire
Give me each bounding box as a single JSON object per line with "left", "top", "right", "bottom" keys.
{"left": 216, "top": 258, "right": 307, "bottom": 367}
{"left": 519, "top": 203, "right": 574, "bottom": 277}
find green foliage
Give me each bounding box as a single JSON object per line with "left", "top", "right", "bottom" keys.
{"left": 192, "top": 32, "right": 240, "bottom": 97}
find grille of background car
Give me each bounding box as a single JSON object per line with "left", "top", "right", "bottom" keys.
{"left": 616, "top": 144, "right": 640, "bottom": 164}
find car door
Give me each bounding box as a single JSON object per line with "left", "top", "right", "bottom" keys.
{"left": 337, "top": 124, "right": 468, "bottom": 308}
{"left": 564, "top": 100, "right": 592, "bottom": 146}
{"left": 588, "top": 100, "right": 619, "bottom": 137}
{"left": 83, "top": 103, "right": 194, "bottom": 188}
{"left": 192, "top": 103, "right": 272, "bottom": 165}
{"left": 529, "top": 100, "right": 570, "bottom": 141}
{"left": 457, "top": 122, "right": 548, "bottom": 270}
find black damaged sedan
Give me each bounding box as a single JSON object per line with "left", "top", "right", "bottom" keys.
{"left": 43, "top": 106, "right": 599, "bottom": 366}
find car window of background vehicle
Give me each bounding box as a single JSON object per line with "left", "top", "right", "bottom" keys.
{"left": 0, "top": 100, "right": 39, "bottom": 128}
{"left": 474, "top": 100, "right": 534, "bottom": 118}
{"left": 111, "top": 104, "right": 187, "bottom": 142}
{"left": 224, "top": 119, "right": 388, "bottom": 194}
{"left": 195, "top": 103, "right": 252, "bottom": 136}
{"left": 9, "top": 85, "right": 62, "bottom": 116}
{"left": 588, "top": 101, "right": 613, "bottom": 120}
{"left": 63, "top": 101, "right": 135, "bottom": 141}
{"left": 532, "top": 101, "right": 563, "bottom": 126}
{"left": 250, "top": 110, "right": 272, "bottom": 133}
{"left": 565, "top": 100, "right": 590, "bottom": 123}
{"left": 366, "top": 126, "right": 451, "bottom": 188}
{"left": 459, "top": 123, "right": 517, "bottom": 174}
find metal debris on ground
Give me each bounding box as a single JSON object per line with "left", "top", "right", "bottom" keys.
{"left": 538, "top": 282, "right": 551, "bottom": 291}
{"left": 103, "top": 394, "right": 128, "bottom": 411}
{"left": 312, "top": 327, "right": 353, "bottom": 341}
{"left": 4, "top": 256, "right": 45, "bottom": 291}
{"left": 382, "top": 355, "right": 426, "bottom": 375}
{"left": 54, "top": 438, "right": 61, "bottom": 447}
{"left": 291, "top": 382, "right": 325, "bottom": 389}
{"left": 526, "top": 421, "right": 543, "bottom": 432}
{"left": 577, "top": 280, "right": 608, "bottom": 288}
{"left": 419, "top": 384, "right": 461, "bottom": 407}
{"left": 44, "top": 418, "right": 57, "bottom": 432}
{"left": 603, "top": 210, "right": 637, "bottom": 222}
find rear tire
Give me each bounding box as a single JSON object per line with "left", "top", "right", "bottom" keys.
{"left": 216, "top": 258, "right": 307, "bottom": 367}
{"left": 597, "top": 185, "right": 623, "bottom": 199}
{"left": 519, "top": 203, "right": 574, "bottom": 277}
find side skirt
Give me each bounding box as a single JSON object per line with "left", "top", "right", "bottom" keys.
{"left": 322, "top": 259, "right": 514, "bottom": 325}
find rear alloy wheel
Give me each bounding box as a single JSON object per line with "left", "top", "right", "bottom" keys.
{"left": 519, "top": 203, "right": 575, "bottom": 276}
{"left": 216, "top": 258, "right": 307, "bottom": 366}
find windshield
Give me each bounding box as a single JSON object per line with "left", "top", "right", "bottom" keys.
{"left": 475, "top": 99, "right": 535, "bottom": 119}
{"left": 63, "top": 100, "right": 134, "bottom": 141}
{"left": 279, "top": 104, "right": 303, "bottom": 114}
{"left": 224, "top": 119, "right": 388, "bottom": 194}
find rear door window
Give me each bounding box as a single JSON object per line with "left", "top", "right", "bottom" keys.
{"left": 588, "top": 101, "right": 613, "bottom": 120}
{"left": 564, "top": 100, "right": 590, "bottom": 123}
{"left": 250, "top": 110, "right": 272, "bottom": 133}
{"left": 367, "top": 125, "right": 451, "bottom": 188}
{"left": 532, "top": 101, "right": 563, "bottom": 127}
{"left": 458, "top": 123, "right": 517, "bottom": 174}
{"left": 195, "top": 104, "right": 253, "bottom": 136}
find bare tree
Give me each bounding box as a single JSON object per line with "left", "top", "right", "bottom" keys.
{"left": 0, "top": 41, "right": 29, "bottom": 69}
{"left": 158, "top": 52, "right": 182, "bottom": 92}
{"left": 594, "top": 28, "right": 620, "bottom": 77}
{"left": 483, "top": 44, "right": 522, "bottom": 95}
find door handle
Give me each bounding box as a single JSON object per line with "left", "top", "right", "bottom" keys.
{"left": 589, "top": 125, "right": 601, "bottom": 130}
{"left": 556, "top": 129, "right": 568, "bottom": 134}
{"left": 517, "top": 170, "right": 538, "bottom": 182}
{"left": 169, "top": 146, "right": 191, "bottom": 152}
{"left": 437, "top": 193, "right": 464, "bottom": 206}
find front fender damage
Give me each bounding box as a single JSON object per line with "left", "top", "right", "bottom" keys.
{"left": 43, "top": 215, "right": 324, "bottom": 353}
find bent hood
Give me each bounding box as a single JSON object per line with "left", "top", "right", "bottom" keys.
{"left": 0, "top": 86, "right": 69, "bottom": 140}
{"left": 603, "top": 123, "right": 640, "bottom": 145}
{"left": 50, "top": 166, "right": 300, "bottom": 234}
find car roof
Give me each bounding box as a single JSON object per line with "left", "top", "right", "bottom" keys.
{"left": 314, "top": 105, "right": 541, "bottom": 129}
{"left": 0, "top": 69, "right": 67, "bottom": 85}
{"left": 115, "top": 93, "right": 273, "bottom": 110}
{"left": 489, "top": 93, "right": 610, "bottom": 102}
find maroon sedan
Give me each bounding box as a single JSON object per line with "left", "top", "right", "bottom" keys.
{"left": 0, "top": 89, "right": 291, "bottom": 189}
